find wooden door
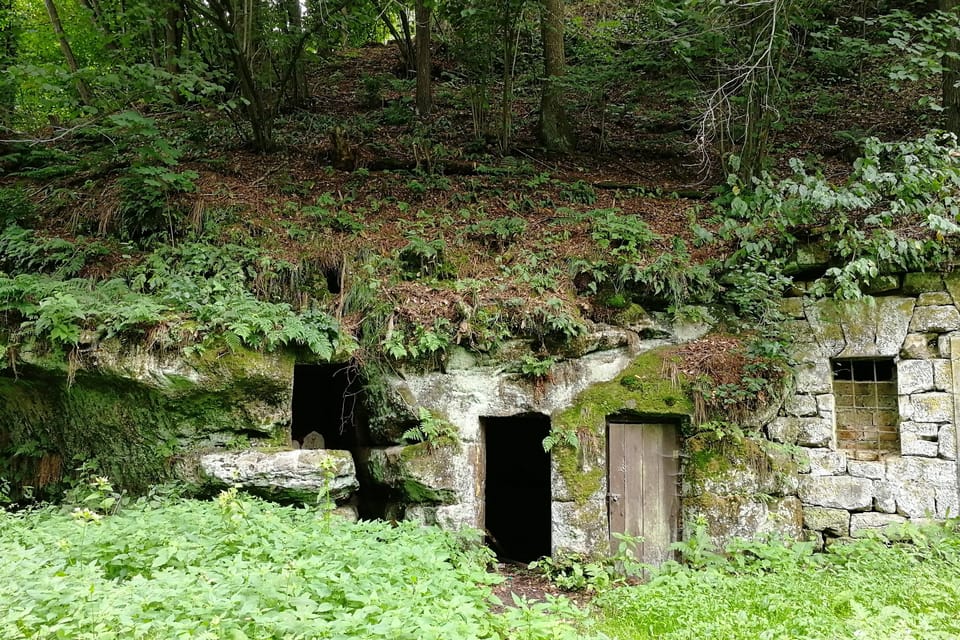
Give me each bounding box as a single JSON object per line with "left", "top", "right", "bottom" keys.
{"left": 608, "top": 422, "right": 680, "bottom": 566}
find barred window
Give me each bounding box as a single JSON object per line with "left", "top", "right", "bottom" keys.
{"left": 832, "top": 359, "right": 899, "bottom": 461}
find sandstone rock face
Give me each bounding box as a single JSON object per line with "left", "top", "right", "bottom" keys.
{"left": 357, "top": 443, "right": 472, "bottom": 505}
{"left": 199, "top": 449, "right": 358, "bottom": 504}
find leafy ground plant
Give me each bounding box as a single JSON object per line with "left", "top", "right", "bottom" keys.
{"left": 0, "top": 493, "right": 598, "bottom": 640}
{"left": 597, "top": 520, "right": 960, "bottom": 639}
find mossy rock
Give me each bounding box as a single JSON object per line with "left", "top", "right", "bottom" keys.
{"left": 551, "top": 347, "right": 694, "bottom": 505}
{"left": 357, "top": 442, "right": 460, "bottom": 504}
{"left": 0, "top": 354, "right": 293, "bottom": 494}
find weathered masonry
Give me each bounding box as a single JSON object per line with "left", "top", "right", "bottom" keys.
{"left": 777, "top": 273, "right": 960, "bottom": 544}
{"left": 382, "top": 273, "right": 960, "bottom": 557}
{"left": 7, "top": 272, "right": 960, "bottom": 562}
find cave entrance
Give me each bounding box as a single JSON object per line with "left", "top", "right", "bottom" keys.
{"left": 290, "top": 363, "right": 362, "bottom": 450}
{"left": 482, "top": 413, "right": 552, "bottom": 563}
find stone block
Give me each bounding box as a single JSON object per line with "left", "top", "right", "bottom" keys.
{"left": 199, "top": 449, "right": 359, "bottom": 504}
{"left": 901, "top": 433, "right": 939, "bottom": 458}
{"left": 902, "top": 272, "right": 944, "bottom": 295}
{"left": 935, "top": 486, "right": 959, "bottom": 518}
{"left": 886, "top": 456, "right": 958, "bottom": 487}
{"left": 938, "top": 333, "right": 954, "bottom": 357}
{"left": 767, "top": 417, "right": 799, "bottom": 445}
{"left": 933, "top": 359, "right": 953, "bottom": 391}
{"left": 780, "top": 297, "right": 806, "bottom": 319}
{"left": 331, "top": 505, "right": 359, "bottom": 522}
{"left": 901, "top": 333, "right": 939, "bottom": 359}
{"left": 873, "top": 481, "right": 896, "bottom": 513}
{"left": 798, "top": 476, "right": 873, "bottom": 510}
{"left": 910, "top": 305, "right": 960, "bottom": 333}
{"left": 917, "top": 291, "right": 954, "bottom": 306}
{"left": 898, "top": 360, "right": 934, "bottom": 394}
{"left": 850, "top": 512, "right": 907, "bottom": 537}
{"left": 784, "top": 394, "right": 818, "bottom": 417}
{"left": 406, "top": 502, "right": 479, "bottom": 531}
{"left": 802, "top": 506, "right": 850, "bottom": 536}
{"left": 797, "top": 417, "right": 835, "bottom": 448}
{"left": 894, "top": 482, "right": 937, "bottom": 518}
{"left": 553, "top": 499, "right": 607, "bottom": 555}
{"left": 864, "top": 275, "right": 900, "bottom": 295}
{"left": 848, "top": 459, "right": 886, "bottom": 480}
{"left": 901, "top": 421, "right": 939, "bottom": 437}
{"left": 807, "top": 448, "right": 847, "bottom": 476}
{"left": 683, "top": 495, "right": 803, "bottom": 550}
{"left": 805, "top": 301, "right": 846, "bottom": 358}
{"left": 875, "top": 297, "right": 918, "bottom": 356}
{"left": 815, "top": 394, "right": 836, "bottom": 415}
{"left": 909, "top": 392, "right": 953, "bottom": 422}
{"left": 445, "top": 346, "right": 478, "bottom": 370}
{"left": 357, "top": 443, "right": 469, "bottom": 504}
{"left": 939, "top": 424, "right": 956, "bottom": 460}
{"left": 944, "top": 272, "right": 960, "bottom": 305}
{"left": 794, "top": 360, "right": 833, "bottom": 395}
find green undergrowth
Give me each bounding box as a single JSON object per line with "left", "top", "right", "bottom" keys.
{"left": 0, "top": 236, "right": 352, "bottom": 369}
{"left": 0, "top": 492, "right": 598, "bottom": 640}
{"left": 599, "top": 521, "right": 960, "bottom": 640}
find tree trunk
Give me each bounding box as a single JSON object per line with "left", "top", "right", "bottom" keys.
{"left": 415, "top": 0, "right": 431, "bottom": 116}
{"left": 942, "top": 0, "right": 960, "bottom": 134}
{"left": 283, "top": 0, "right": 307, "bottom": 104}
{"left": 202, "top": 0, "right": 274, "bottom": 151}
{"left": 43, "top": 0, "right": 94, "bottom": 105}
{"left": 0, "top": 0, "right": 17, "bottom": 116}
{"left": 537, "top": 0, "right": 572, "bottom": 152}
{"left": 163, "top": 2, "right": 185, "bottom": 103}
{"left": 500, "top": 13, "right": 515, "bottom": 151}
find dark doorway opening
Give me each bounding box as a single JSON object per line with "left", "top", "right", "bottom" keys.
{"left": 324, "top": 267, "right": 342, "bottom": 294}
{"left": 483, "top": 413, "right": 552, "bottom": 563}
{"left": 290, "top": 363, "right": 362, "bottom": 449}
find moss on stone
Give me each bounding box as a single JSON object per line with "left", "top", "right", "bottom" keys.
{"left": 0, "top": 359, "right": 291, "bottom": 494}
{"left": 551, "top": 347, "right": 695, "bottom": 505}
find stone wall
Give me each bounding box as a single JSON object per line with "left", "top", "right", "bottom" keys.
{"left": 775, "top": 273, "right": 960, "bottom": 544}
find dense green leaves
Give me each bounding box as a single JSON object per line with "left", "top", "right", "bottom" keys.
{"left": 599, "top": 522, "right": 960, "bottom": 639}
{"left": 0, "top": 494, "right": 593, "bottom": 639}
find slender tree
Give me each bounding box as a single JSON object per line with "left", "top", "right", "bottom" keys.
{"left": 43, "top": 0, "right": 94, "bottom": 105}
{"left": 537, "top": 0, "right": 572, "bottom": 152}
{"left": 415, "top": 0, "right": 431, "bottom": 116}
{"left": 0, "top": 0, "right": 17, "bottom": 116}
{"left": 942, "top": 0, "right": 960, "bottom": 134}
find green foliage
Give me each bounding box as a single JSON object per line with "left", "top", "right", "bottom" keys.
{"left": 0, "top": 241, "right": 351, "bottom": 365}
{"left": 530, "top": 533, "right": 645, "bottom": 592}
{"left": 398, "top": 234, "right": 453, "bottom": 279}
{"left": 515, "top": 354, "right": 558, "bottom": 381}
{"left": 542, "top": 425, "right": 579, "bottom": 452}
{"left": 465, "top": 216, "right": 527, "bottom": 249}
{"left": 0, "top": 187, "right": 34, "bottom": 227}
{"left": 0, "top": 494, "right": 596, "bottom": 639}
{"left": 717, "top": 133, "right": 960, "bottom": 301}
{"left": 302, "top": 194, "right": 364, "bottom": 234}
{"left": 599, "top": 520, "right": 960, "bottom": 639}
{"left": 401, "top": 407, "right": 459, "bottom": 446}
{"left": 0, "top": 225, "right": 108, "bottom": 277}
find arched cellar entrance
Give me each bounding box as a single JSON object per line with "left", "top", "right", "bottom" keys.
{"left": 482, "top": 413, "right": 552, "bottom": 563}
{"left": 290, "top": 363, "right": 363, "bottom": 450}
